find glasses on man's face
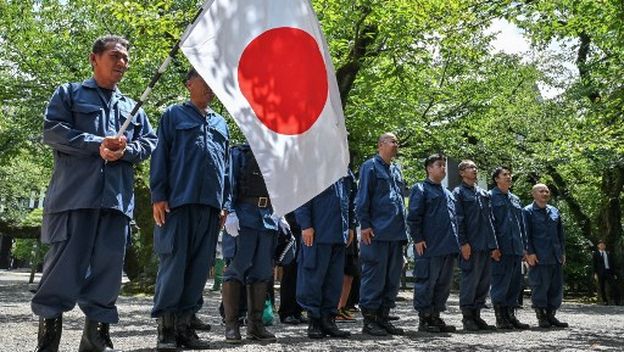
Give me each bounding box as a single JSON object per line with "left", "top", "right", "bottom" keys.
{"left": 462, "top": 165, "right": 477, "bottom": 171}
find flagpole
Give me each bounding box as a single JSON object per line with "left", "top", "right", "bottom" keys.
{"left": 115, "top": 0, "right": 216, "bottom": 137}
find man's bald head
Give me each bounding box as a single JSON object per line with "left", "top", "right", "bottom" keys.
{"left": 532, "top": 183, "right": 551, "bottom": 207}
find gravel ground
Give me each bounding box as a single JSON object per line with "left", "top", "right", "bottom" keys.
{"left": 2, "top": 269, "right": 624, "bottom": 351}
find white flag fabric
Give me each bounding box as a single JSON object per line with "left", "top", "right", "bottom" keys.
{"left": 181, "top": 0, "right": 349, "bottom": 216}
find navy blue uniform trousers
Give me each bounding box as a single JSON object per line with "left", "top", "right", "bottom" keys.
{"left": 413, "top": 254, "right": 456, "bottom": 313}
{"left": 529, "top": 264, "right": 563, "bottom": 309}
{"left": 490, "top": 255, "right": 523, "bottom": 307}
{"left": 32, "top": 209, "right": 128, "bottom": 323}
{"left": 296, "top": 243, "right": 345, "bottom": 319}
{"left": 459, "top": 250, "right": 492, "bottom": 309}
{"left": 359, "top": 240, "right": 403, "bottom": 310}
{"left": 223, "top": 227, "right": 276, "bottom": 284}
{"left": 151, "top": 205, "right": 220, "bottom": 317}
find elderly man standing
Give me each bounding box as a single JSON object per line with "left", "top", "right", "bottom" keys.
{"left": 149, "top": 68, "right": 229, "bottom": 351}
{"left": 32, "top": 35, "right": 157, "bottom": 352}
{"left": 524, "top": 184, "right": 568, "bottom": 328}
{"left": 355, "top": 132, "right": 407, "bottom": 336}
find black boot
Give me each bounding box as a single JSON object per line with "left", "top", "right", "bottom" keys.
{"left": 546, "top": 309, "right": 568, "bottom": 328}
{"left": 35, "top": 315, "right": 62, "bottom": 352}
{"left": 320, "top": 314, "right": 350, "bottom": 338}
{"left": 246, "top": 282, "right": 277, "bottom": 342}
{"left": 418, "top": 311, "right": 440, "bottom": 333}
{"left": 175, "top": 312, "right": 211, "bottom": 349}
{"left": 507, "top": 307, "right": 530, "bottom": 330}
{"left": 190, "top": 314, "right": 211, "bottom": 331}
{"left": 494, "top": 305, "right": 513, "bottom": 330}
{"left": 473, "top": 309, "right": 496, "bottom": 330}
{"left": 222, "top": 281, "right": 242, "bottom": 344}
{"left": 377, "top": 307, "right": 404, "bottom": 335}
{"left": 78, "top": 318, "right": 121, "bottom": 352}
{"left": 535, "top": 308, "right": 551, "bottom": 328}
{"left": 156, "top": 312, "right": 177, "bottom": 351}
{"left": 461, "top": 308, "right": 480, "bottom": 331}
{"left": 361, "top": 308, "right": 388, "bottom": 336}
{"left": 307, "top": 317, "right": 325, "bottom": 339}
{"left": 431, "top": 311, "right": 456, "bottom": 332}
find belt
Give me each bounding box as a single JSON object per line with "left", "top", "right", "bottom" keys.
{"left": 240, "top": 196, "right": 271, "bottom": 208}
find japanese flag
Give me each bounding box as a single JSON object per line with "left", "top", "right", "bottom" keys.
{"left": 181, "top": 0, "right": 349, "bottom": 216}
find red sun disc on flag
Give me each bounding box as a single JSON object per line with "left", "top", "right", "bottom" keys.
{"left": 238, "top": 27, "right": 329, "bottom": 135}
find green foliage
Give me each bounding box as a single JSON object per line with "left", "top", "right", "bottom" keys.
{"left": 12, "top": 239, "right": 47, "bottom": 267}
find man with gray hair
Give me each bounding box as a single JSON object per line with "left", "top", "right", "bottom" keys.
{"left": 32, "top": 35, "right": 157, "bottom": 352}
{"left": 355, "top": 132, "right": 407, "bottom": 336}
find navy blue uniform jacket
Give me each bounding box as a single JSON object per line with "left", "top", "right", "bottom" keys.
{"left": 43, "top": 78, "right": 157, "bottom": 218}
{"left": 295, "top": 172, "right": 357, "bottom": 244}
{"left": 355, "top": 155, "right": 407, "bottom": 242}
{"left": 489, "top": 187, "right": 526, "bottom": 256}
{"left": 150, "top": 102, "right": 229, "bottom": 210}
{"left": 407, "top": 179, "right": 460, "bottom": 257}
{"left": 523, "top": 203, "right": 565, "bottom": 265}
{"left": 452, "top": 183, "right": 498, "bottom": 251}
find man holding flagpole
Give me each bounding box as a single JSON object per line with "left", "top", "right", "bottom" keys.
{"left": 32, "top": 35, "right": 157, "bottom": 352}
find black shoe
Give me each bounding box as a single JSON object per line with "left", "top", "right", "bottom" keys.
{"left": 281, "top": 315, "right": 301, "bottom": 325}
{"left": 190, "top": 314, "right": 211, "bottom": 331}
{"left": 507, "top": 308, "right": 530, "bottom": 330}
{"left": 176, "top": 313, "right": 211, "bottom": 349}
{"left": 78, "top": 318, "right": 121, "bottom": 352}
{"left": 431, "top": 312, "right": 456, "bottom": 333}
{"left": 156, "top": 313, "right": 177, "bottom": 351}
{"left": 320, "top": 315, "right": 350, "bottom": 338}
{"left": 461, "top": 308, "right": 480, "bottom": 332}
{"left": 546, "top": 309, "right": 568, "bottom": 328}
{"left": 535, "top": 308, "right": 551, "bottom": 328}
{"left": 35, "top": 315, "right": 62, "bottom": 352}
{"left": 307, "top": 317, "right": 325, "bottom": 339}
{"left": 361, "top": 308, "right": 388, "bottom": 336}
{"left": 473, "top": 309, "right": 496, "bottom": 330}
{"left": 494, "top": 305, "right": 513, "bottom": 330}
{"left": 418, "top": 312, "right": 441, "bottom": 333}
{"left": 378, "top": 307, "right": 404, "bottom": 335}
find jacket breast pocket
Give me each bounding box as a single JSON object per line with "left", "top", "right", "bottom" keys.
{"left": 175, "top": 121, "right": 205, "bottom": 151}
{"left": 72, "top": 103, "right": 102, "bottom": 134}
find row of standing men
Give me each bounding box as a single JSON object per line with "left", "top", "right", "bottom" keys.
{"left": 31, "top": 35, "right": 566, "bottom": 352}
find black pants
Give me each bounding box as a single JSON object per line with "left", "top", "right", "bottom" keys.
{"left": 598, "top": 272, "right": 621, "bottom": 304}
{"left": 278, "top": 259, "right": 303, "bottom": 319}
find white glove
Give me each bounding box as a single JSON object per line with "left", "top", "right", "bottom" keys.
{"left": 272, "top": 214, "right": 291, "bottom": 233}
{"left": 225, "top": 213, "right": 240, "bottom": 237}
